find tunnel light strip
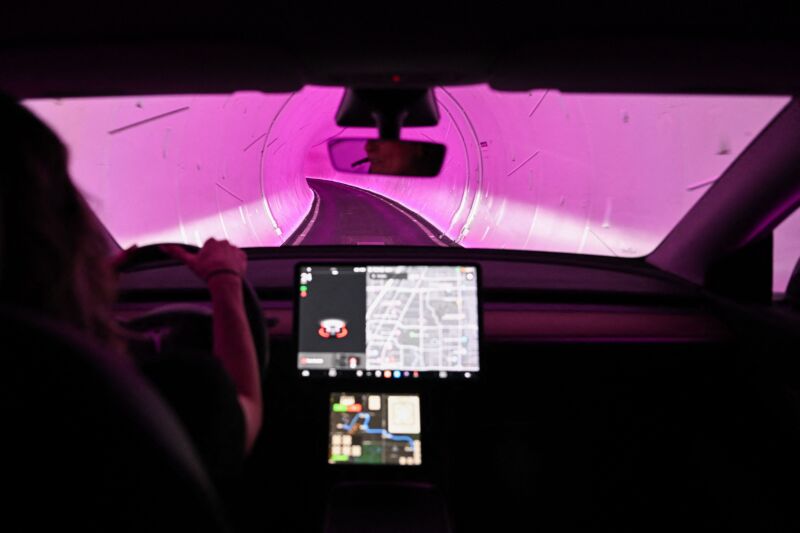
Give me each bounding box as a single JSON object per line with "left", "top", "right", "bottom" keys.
{"left": 289, "top": 190, "right": 321, "bottom": 246}
{"left": 437, "top": 92, "right": 473, "bottom": 238}
{"left": 439, "top": 87, "right": 484, "bottom": 244}
{"left": 259, "top": 93, "right": 298, "bottom": 239}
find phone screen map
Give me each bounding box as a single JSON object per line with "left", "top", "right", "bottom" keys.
{"left": 329, "top": 393, "right": 422, "bottom": 466}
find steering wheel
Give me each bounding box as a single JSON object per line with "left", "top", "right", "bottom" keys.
{"left": 117, "top": 244, "right": 269, "bottom": 379}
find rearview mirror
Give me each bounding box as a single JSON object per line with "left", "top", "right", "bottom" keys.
{"left": 328, "top": 138, "right": 446, "bottom": 177}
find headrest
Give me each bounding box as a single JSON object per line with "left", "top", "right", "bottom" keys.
{"left": 0, "top": 305, "right": 230, "bottom": 532}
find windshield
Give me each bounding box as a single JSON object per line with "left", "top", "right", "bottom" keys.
{"left": 25, "top": 86, "right": 789, "bottom": 256}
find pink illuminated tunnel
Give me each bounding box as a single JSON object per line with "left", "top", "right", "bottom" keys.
{"left": 25, "top": 86, "right": 790, "bottom": 282}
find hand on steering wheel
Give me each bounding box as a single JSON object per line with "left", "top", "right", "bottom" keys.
{"left": 114, "top": 241, "right": 269, "bottom": 380}
{"left": 161, "top": 239, "right": 247, "bottom": 284}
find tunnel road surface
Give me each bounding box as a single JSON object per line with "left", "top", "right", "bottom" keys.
{"left": 285, "top": 179, "right": 456, "bottom": 247}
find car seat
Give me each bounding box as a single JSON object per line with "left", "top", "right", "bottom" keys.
{"left": 0, "top": 306, "right": 230, "bottom": 532}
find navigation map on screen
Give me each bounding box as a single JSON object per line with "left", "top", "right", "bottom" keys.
{"left": 297, "top": 265, "right": 479, "bottom": 379}
{"left": 329, "top": 392, "right": 422, "bottom": 465}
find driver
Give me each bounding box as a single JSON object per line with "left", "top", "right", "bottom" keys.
{"left": 0, "top": 94, "right": 262, "bottom": 497}
{"left": 364, "top": 139, "right": 442, "bottom": 176}
{"left": 365, "top": 139, "right": 425, "bottom": 175}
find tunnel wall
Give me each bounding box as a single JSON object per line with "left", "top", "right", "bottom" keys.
{"left": 299, "top": 87, "right": 479, "bottom": 241}
{"left": 25, "top": 92, "right": 313, "bottom": 248}
{"left": 26, "top": 87, "right": 788, "bottom": 260}
{"left": 321, "top": 87, "right": 788, "bottom": 257}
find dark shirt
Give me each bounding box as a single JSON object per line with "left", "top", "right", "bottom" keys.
{"left": 128, "top": 336, "right": 246, "bottom": 495}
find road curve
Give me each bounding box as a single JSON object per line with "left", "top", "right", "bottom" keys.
{"left": 285, "top": 179, "right": 456, "bottom": 247}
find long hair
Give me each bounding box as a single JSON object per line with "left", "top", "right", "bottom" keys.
{"left": 0, "top": 94, "right": 121, "bottom": 350}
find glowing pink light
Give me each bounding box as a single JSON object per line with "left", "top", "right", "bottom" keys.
{"left": 24, "top": 87, "right": 788, "bottom": 258}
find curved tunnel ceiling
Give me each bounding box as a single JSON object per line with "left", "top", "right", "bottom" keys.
{"left": 25, "top": 86, "right": 788, "bottom": 258}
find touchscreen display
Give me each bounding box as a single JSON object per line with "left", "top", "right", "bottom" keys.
{"left": 297, "top": 265, "right": 479, "bottom": 379}
{"left": 329, "top": 393, "right": 422, "bottom": 465}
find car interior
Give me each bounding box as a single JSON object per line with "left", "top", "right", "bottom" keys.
{"left": 3, "top": 4, "right": 800, "bottom": 532}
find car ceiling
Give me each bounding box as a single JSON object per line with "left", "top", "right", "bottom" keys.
{"left": 3, "top": 2, "right": 800, "bottom": 97}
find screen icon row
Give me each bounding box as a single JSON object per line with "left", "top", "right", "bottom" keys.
{"left": 301, "top": 369, "right": 473, "bottom": 379}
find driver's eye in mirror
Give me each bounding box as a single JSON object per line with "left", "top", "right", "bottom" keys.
{"left": 328, "top": 138, "right": 446, "bottom": 177}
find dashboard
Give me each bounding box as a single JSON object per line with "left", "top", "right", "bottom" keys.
{"left": 117, "top": 247, "right": 731, "bottom": 343}
{"left": 114, "top": 247, "right": 739, "bottom": 530}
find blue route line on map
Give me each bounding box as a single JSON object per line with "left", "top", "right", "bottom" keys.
{"left": 342, "top": 413, "right": 415, "bottom": 450}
